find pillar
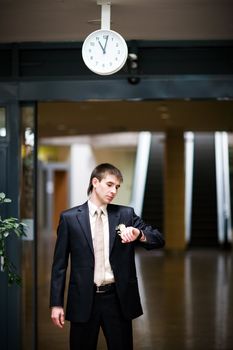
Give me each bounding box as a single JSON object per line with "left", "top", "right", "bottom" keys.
{"left": 164, "top": 130, "right": 185, "bottom": 250}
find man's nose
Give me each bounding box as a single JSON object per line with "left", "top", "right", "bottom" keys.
{"left": 111, "top": 187, "right": 117, "bottom": 194}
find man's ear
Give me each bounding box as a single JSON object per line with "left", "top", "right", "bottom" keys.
{"left": 92, "top": 177, "right": 99, "bottom": 188}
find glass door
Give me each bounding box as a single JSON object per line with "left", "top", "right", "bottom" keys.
{"left": 20, "top": 104, "right": 37, "bottom": 350}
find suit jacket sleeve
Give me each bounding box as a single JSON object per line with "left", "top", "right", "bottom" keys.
{"left": 130, "top": 208, "right": 165, "bottom": 250}
{"left": 50, "top": 213, "right": 70, "bottom": 308}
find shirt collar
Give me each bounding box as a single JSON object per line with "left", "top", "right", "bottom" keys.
{"left": 88, "top": 200, "right": 107, "bottom": 217}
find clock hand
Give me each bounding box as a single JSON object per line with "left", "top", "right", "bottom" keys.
{"left": 98, "top": 40, "right": 105, "bottom": 54}
{"left": 103, "top": 35, "right": 109, "bottom": 54}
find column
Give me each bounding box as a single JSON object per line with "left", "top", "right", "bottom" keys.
{"left": 164, "top": 130, "right": 185, "bottom": 250}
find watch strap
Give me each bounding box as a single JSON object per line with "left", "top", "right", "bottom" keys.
{"left": 137, "top": 230, "right": 143, "bottom": 240}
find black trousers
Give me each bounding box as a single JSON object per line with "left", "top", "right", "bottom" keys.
{"left": 70, "top": 290, "right": 133, "bottom": 350}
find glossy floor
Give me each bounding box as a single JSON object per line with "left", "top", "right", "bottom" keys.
{"left": 38, "top": 236, "right": 233, "bottom": 350}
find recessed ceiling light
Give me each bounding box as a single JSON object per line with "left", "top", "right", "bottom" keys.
{"left": 57, "top": 124, "right": 66, "bottom": 130}
{"left": 161, "top": 113, "right": 170, "bottom": 120}
{"left": 68, "top": 129, "right": 77, "bottom": 134}
{"left": 157, "top": 105, "right": 168, "bottom": 112}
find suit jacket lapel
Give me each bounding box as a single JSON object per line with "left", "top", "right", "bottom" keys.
{"left": 76, "top": 202, "right": 94, "bottom": 254}
{"left": 107, "top": 205, "right": 120, "bottom": 254}
{"left": 76, "top": 202, "right": 121, "bottom": 255}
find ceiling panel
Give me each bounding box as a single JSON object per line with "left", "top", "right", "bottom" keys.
{"left": 38, "top": 100, "right": 233, "bottom": 138}
{"left": 0, "top": 0, "right": 232, "bottom": 43}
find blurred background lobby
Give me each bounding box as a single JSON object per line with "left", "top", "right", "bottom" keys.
{"left": 19, "top": 101, "right": 233, "bottom": 350}
{"left": 0, "top": 1, "right": 233, "bottom": 349}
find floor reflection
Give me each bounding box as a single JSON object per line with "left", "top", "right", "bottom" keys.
{"left": 37, "top": 231, "right": 233, "bottom": 350}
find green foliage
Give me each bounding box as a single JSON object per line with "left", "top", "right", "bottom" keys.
{"left": 0, "top": 192, "right": 27, "bottom": 286}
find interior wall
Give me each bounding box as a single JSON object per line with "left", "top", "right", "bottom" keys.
{"left": 93, "top": 147, "right": 136, "bottom": 206}
{"left": 53, "top": 170, "right": 68, "bottom": 229}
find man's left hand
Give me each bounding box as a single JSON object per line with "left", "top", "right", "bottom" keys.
{"left": 119, "top": 226, "right": 146, "bottom": 243}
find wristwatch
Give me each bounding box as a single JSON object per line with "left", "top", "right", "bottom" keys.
{"left": 137, "top": 230, "right": 143, "bottom": 240}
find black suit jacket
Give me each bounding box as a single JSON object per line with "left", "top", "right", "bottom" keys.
{"left": 50, "top": 202, "right": 165, "bottom": 322}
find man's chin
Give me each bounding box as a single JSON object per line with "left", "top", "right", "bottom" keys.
{"left": 106, "top": 197, "right": 114, "bottom": 203}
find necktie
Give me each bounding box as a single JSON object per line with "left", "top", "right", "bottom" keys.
{"left": 94, "top": 209, "right": 105, "bottom": 286}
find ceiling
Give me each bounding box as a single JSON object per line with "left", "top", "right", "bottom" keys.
{"left": 0, "top": 0, "right": 233, "bottom": 43}
{"left": 38, "top": 100, "right": 233, "bottom": 139}
{"left": 2, "top": 1, "right": 233, "bottom": 139}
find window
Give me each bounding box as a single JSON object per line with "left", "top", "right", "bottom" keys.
{"left": 0, "top": 107, "right": 6, "bottom": 138}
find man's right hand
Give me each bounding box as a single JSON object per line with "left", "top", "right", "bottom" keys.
{"left": 51, "top": 306, "right": 65, "bottom": 328}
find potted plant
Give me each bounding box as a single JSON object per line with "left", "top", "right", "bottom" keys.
{"left": 0, "top": 192, "right": 27, "bottom": 285}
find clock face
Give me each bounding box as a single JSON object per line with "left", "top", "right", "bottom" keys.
{"left": 82, "top": 29, "right": 128, "bottom": 75}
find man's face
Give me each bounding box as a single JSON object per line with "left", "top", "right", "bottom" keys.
{"left": 92, "top": 173, "right": 121, "bottom": 205}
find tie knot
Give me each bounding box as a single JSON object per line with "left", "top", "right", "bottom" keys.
{"left": 96, "top": 208, "right": 102, "bottom": 218}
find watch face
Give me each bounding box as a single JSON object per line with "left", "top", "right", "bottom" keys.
{"left": 82, "top": 29, "right": 128, "bottom": 75}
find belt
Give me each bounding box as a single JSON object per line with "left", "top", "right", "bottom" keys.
{"left": 94, "top": 283, "right": 116, "bottom": 294}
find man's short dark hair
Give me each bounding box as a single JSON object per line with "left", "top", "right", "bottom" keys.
{"left": 87, "top": 163, "right": 123, "bottom": 195}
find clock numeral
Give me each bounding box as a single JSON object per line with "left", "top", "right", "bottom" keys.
{"left": 109, "top": 62, "right": 113, "bottom": 66}
{"left": 117, "top": 50, "right": 121, "bottom": 54}
{"left": 90, "top": 56, "right": 93, "bottom": 60}
{"left": 90, "top": 42, "right": 95, "bottom": 47}
{"left": 96, "top": 37, "right": 100, "bottom": 41}
{"left": 116, "top": 43, "right": 119, "bottom": 47}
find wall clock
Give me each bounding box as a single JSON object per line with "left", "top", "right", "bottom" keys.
{"left": 82, "top": 29, "right": 128, "bottom": 76}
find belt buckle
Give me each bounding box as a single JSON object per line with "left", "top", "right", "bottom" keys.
{"left": 96, "top": 285, "right": 105, "bottom": 293}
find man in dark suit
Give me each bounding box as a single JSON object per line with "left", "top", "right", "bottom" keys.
{"left": 50, "top": 163, "right": 165, "bottom": 350}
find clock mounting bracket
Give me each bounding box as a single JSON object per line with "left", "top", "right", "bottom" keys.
{"left": 97, "top": 0, "right": 111, "bottom": 30}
